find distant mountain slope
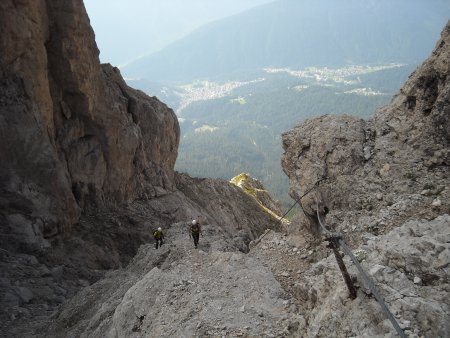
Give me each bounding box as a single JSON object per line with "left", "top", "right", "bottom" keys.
{"left": 123, "top": 0, "right": 450, "bottom": 82}
{"left": 85, "top": 0, "right": 275, "bottom": 65}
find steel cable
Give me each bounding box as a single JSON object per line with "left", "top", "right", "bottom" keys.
{"left": 315, "top": 194, "right": 407, "bottom": 338}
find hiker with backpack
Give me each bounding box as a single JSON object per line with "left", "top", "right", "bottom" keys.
{"left": 153, "top": 227, "right": 164, "bottom": 249}
{"left": 189, "top": 218, "right": 202, "bottom": 248}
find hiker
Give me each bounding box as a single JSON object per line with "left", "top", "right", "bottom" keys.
{"left": 153, "top": 227, "right": 164, "bottom": 249}
{"left": 189, "top": 218, "right": 202, "bottom": 248}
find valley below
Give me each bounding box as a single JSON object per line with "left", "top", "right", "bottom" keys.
{"left": 128, "top": 63, "right": 416, "bottom": 208}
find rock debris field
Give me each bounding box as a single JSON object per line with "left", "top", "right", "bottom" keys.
{"left": 35, "top": 214, "right": 449, "bottom": 338}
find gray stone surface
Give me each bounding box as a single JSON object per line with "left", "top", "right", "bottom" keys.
{"left": 30, "top": 213, "right": 449, "bottom": 338}
{"left": 36, "top": 219, "right": 298, "bottom": 338}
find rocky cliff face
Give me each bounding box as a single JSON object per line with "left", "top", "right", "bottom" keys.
{"left": 0, "top": 0, "right": 180, "bottom": 252}
{"left": 0, "top": 0, "right": 177, "bottom": 331}
{"left": 281, "top": 21, "right": 450, "bottom": 337}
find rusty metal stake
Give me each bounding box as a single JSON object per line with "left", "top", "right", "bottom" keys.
{"left": 327, "top": 237, "right": 357, "bottom": 300}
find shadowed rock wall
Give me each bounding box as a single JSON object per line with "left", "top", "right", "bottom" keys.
{"left": 0, "top": 0, "right": 180, "bottom": 252}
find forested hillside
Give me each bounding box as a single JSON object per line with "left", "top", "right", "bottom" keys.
{"left": 171, "top": 64, "right": 416, "bottom": 207}
{"left": 123, "top": 0, "right": 449, "bottom": 82}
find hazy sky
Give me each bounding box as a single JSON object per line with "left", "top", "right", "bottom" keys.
{"left": 84, "top": 0, "right": 275, "bottom": 66}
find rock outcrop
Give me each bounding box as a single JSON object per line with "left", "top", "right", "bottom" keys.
{"left": 281, "top": 20, "right": 450, "bottom": 337}
{"left": 251, "top": 215, "right": 450, "bottom": 338}
{"left": 176, "top": 173, "right": 282, "bottom": 239}
{"left": 231, "top": 172, "right": 284, "bottom": 218}
{"left": 282, "top": 20, "right": 450, "bottom": 244}
{"left": 0, "top": 0, "right": 180, "bottom": 251}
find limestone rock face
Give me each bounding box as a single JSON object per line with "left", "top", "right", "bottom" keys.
{"left": 251, "top": 214, "right": 450, "bottom": 338}
{"left": 0, "top": 0, "right": 180, "bottom": 249}
{"left": 282, "top": 20, "right": 450, "bottom": 241}
{"left": 282, "top": 115, "right": 367, "bottom": 220}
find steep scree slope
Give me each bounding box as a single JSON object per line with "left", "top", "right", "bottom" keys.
{"left": 39, "top": 221, "right": 297, "bottom": 338}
